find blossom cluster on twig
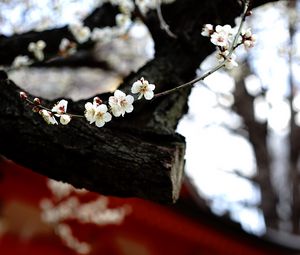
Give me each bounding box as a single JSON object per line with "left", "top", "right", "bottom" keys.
{"left": 201, "top": 22, "right": 256, "bottom": 69}
{"left": 18, "top": 0, "right": 254, "bottom": 128}
{"left": 19, "top": 77, "right": 155, "bottom": 127}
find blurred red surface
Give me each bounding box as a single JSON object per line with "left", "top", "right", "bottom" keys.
{"left": 0, "top": 159, "right": 289, "bottom": 255}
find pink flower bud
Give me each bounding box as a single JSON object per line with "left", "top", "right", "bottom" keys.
{"left": 246, "top": 10, "right": 253, "bottom": 17}
{"left": 32, "top": 106, "right": 40, "bottom": 112}
{"left": 93, "top": 97, "right": 102, "bottom": 105}
{"left": 34, "top": 98, "right": 41, "bottom": 105}
{"left": 19, "top": 91, "right": 28, "bottom": 100}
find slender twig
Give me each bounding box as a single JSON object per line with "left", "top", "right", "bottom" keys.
{"left": 156, "top": 0, "right": 177, "bottom": 38}
{"left": 154, "top": 62, "right": 225, "bottom": 98}
{"left": 154, "top": 0, "right": 250, "bottom": 98}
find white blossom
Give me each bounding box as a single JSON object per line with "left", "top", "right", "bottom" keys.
{"left": 60, "top": 114, "right": 71, "bottom": 125}
{"left": 210, "top": 25, "right": 233, "bottom": 47}
{"left": 201, "top": 24, "right": 213, "bottom": 37}
{"left": 69, "top": 21, "right": 91, "bottom": 44}
{"left": 12, "top": 55, "right": 32, "bottom": 68}
{"left": 118, "top": 0, "right": 135, "bottom": 15}
{"left": 109, "top": 90, "right": 134, "bottom": 117}
{"left": 215, "top": 24, "right": 233, "bottom": 35}
{"left": 217, "top": 50, "right": 238, "bottom": 69}
{"left": 84, "top": 102, "right": 97, "bottom": 124}
{"left": 242, "top": 28, "right": 256, "bottom": 49}
{"left": 225, "top": 54, "right": 238, "bottom": 69}
{"left": 28, "top": 40, "right": 46, "bottom": 61}
{"left": 94, "top": 104, "right": 112, "bottom": 127}
{"left": 59, "top": 38, "right": 77, "bottom": 55}
{"left": 131, "top": 77, "right": 155, "bottom": 100}
{"left": 40, "top": 109, "right": 58, "bottom": 125}
{"left": 52, "top": 99, "right": 68, "bottom": 115}
{"left": 116, "top": 13, "right": 131, "bottom": 30}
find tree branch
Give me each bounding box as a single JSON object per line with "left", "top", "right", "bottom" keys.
{"left": 0, "top": 0, "right": 279, "bottom": 203}
{"left": 0, "top": 3, "right": 118, "bottom": 65}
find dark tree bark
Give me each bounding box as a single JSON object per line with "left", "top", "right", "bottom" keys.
{"left": 286, "top": 0, "right": 300, "bottom": 234}
{"left": 0, "top": 0, "right": 278, "bottom": 203}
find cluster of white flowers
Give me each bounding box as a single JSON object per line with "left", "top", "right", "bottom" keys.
{"left": 67, "top": 0, "right": 176, "bottom": 45}
{"left": 201, "top": 23, "right": 256, "bottom": 69}
{"left": 11, "top": 40, "right": 46, "bottom": 68}
{"left": 19, "top": 92, "right": 73, "bottom": 125}
{"left": 12, "top": 40, "right": 47, "bottom": 68}
{"left": 16, "top": 3, "right": 257, "bottom": 131}
{"left": 28, "top": 40, "right": 46, "bottom": 61}
{"left": 39, "top": 99, "right": 72, "bottom": 125}
{"left": 69, "top": 21, "right": 91, "bottom": 44}
{"left": 108, "top": 90, "right": 134, "bottom": 116}
{"left": 84, "top": 77, "right": 155, "bottom": 127}
{"left": 59, "top": 38, "right": 77, "bottom": 56}
{"left": 68, "top": 0, "right": 134, "bottom": 46}
{"left": 40, "top": 109, "right": 58, "bottom": 125}
{"left": 85, "top": 98, "right": 112, "bottom": 127}
{"left": 12, "top": 37, "right": 78, "bottom": 69}
{"left": 242, "top": 28, "right": 257, "bottom": 49}
{"left": 20, "top": 77, "right": 155, "bottom": 127}
{"left": 52, "top": 99, "right": 72, "bottom": 125}
{"left": 131, "top": 77, "right": 155, "bottom": 100}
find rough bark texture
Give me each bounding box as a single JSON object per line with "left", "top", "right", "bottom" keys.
{"left": 0, "top": 0, "right": 278, "bottom": 203}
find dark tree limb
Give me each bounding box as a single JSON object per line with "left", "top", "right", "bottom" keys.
{"left": 32, "top": 51, "right": 111, "bottom": 70}
{"left": 286, "top": 0, "right": 300, "bottom": 234}
{"left": 0, "top": 3, "right": 119, "bottom": 65}
{"left": 0, "top": 0, "right": 278, "bottom": 203}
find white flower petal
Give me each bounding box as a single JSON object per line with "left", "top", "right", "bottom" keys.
{"left": 114, "top": 89, "right": 125, "bottom": 98}
{"left": 125, "top": 104, "right": 133, "bottom": 113}
{"left": 96, "top": 104, "right": 108, "bottom": 113}
{"left": 111, "top": 107, "right": 122, "bottom": 117}
{"left": 85, "top": 102, "right": 93, "bottom": 110}
{"left": 148, "top": 84, "right": 155, "bottom": 91}
{"left": 95, "top": 119, "right": 105, "bottom": 127}
{"left": 144, "top": 90, "right": 154, "bottom": 100}
{"left": 108, "top": 96, "right": 118, "bottom": 106}
{"left": 131, "top": 81, "right": 142, "bottom": 93}
{"left": 60, "top": 114, "right": 71, "bottom": 125}
{"left": 125, "top": 95, "right": 134, "bottom": 104}
{"left": 104, "top": 112, "right": 112, "bottom": 122}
